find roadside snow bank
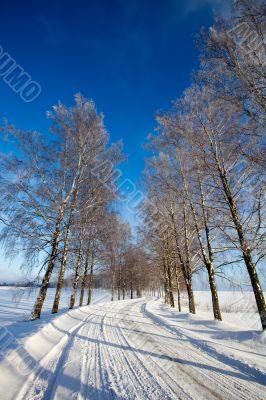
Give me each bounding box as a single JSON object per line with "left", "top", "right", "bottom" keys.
{"left": 146, "top": 298, "right": 266, "bottom": 374}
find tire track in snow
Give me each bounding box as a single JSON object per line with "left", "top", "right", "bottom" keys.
{"left": 78, "top": 308, "right": 108, "bottom": 400}
{"left": 50, "top": 303, "right": 117, "bottom": 399}
{"left": 16, "top": 308, "right": 98, "bottom": 400}
{"left": 120, "top": 300, "right": 234, "bottom": 399}
{"left": 98, "top": 303, "right": 135, "bottom": 399}
{"left": 102, "top": 300, "right": 173, "bottom": 399}
{"left": 141, "top": 299, "right": 266, "bottom": 400}
{"left": 119, "top": 300, "right": 218, "bottom": 400}
{"left": 86, "top": 304, "right": 119, "bottom": 399}
{"left": 47, "top": 310, "right": 103, "bottom": 400}
{"left": 141, "top": 301, "right": 262, "bottom": 400}
{"left": 78, "top": 302, "right": 120, "bottom": 400}
{"left": 115, "top": 300, "right": 192, "bottom": 400}
{"left": 12, "top": 298, "right": 266, "bottom": 400}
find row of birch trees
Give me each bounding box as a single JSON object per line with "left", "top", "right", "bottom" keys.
{"left": 142, "top": 0, "right": 266, "bottom": 330}
{"left": 0, "top": 94, "right": 125, "bottom": 319}
{"left": 102, "top": 216, "right": 153, "bottom": 300}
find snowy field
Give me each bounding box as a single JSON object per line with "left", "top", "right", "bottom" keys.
{"left": 0, "top": 286, "right": 111, "bottom": 326}
{"left": 0, "top": 288, "right": 265, "bottom": 399}
{"left": 190, "top": 291, "right": 262, "bottom": 330}
{"left": 0, "top": 287, "right": 260, "bottom": 328}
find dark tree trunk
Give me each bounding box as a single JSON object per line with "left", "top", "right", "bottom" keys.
{"left": 163, "top": 260, "right": 169, "bottom": 304}
{"left": 130, "top": 276, "right": 133, "bottom": 299}
{"left": 174, "top": 264, "right": 181, "bottom": 312}
{"left": 111, "top": 273, "right": 114, "bottom": 301}
{"left": 117, "top": 267, "right": 121, "bottom": 300}
{"left": 167, "top": 263, "right": 175, "bottom": 308}
{"left": 79, "top": 243, "right": 90, "bottom": 306}
{"left": 186, "top": 275, "right": 196, "bottom": 314}
{"left": 195, "top": 165, "right": 222, "bottom": 320}
{"left": 31, "top": 211, "right": 63, "bottom": 320}
{"left": 207, "top": 262, "right": 222, "bottom": 320}
{"left": 136, "top": 283, "right": 142, "bottom": 298}
{"left": 69, "top": 237, "right": 83, "bottom": 309}
{"left": 87, "top": 249, "right": 95, "bottom": 305}
{"left": 52, "top": 190, "right": 78, "bottom": 314}
{"left": 170, "top": 207, "right": 196, "bottom": 314}
{"left": 218, "top": 164, "right": 266, "bottom": 329}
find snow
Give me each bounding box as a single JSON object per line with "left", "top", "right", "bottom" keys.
{"left": 190, "top": 290, "right": 262, "bottom": 330}
{"left": 0, "top": 289, "right": 265, "bottom": 399}
{"left": 0, "top": 286, "right": 111, "bottom": 326}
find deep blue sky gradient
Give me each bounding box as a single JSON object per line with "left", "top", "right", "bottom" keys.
{"left": 0, "top": 0, "right": 229, "bottom": 281}
{"left": 0, "top": 0, "right": 223, "bottom": 182}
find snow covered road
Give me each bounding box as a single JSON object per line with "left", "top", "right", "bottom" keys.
{"left": 0, "top": 297, "right": 265, "bottom": 399}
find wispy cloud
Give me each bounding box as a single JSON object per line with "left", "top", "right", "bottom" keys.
{"left": 182, "top": 0, "right": 232, "bottom": 18}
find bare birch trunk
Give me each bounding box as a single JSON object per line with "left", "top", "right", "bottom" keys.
{"left": 183, "top": 163, "right": 222, "bottom": 320}
{"left": 137, "top": 283, "right": 142, "bottom": 297}
{"left": 52, "top": 189, "right": 78, "bottom": 313}
{"left": 174, "top": 264, "right": 181, "bottom": 312}
{"left": 130, "top": 274, "right": 133, "bottom": 299}
{"left": 111, "top": 273, "right": 114, "bottom": 301}
{"left": 186, "top": 275, "right": 196, "bottom": 314}
{"left": 227, "top": 191, "right": 266, "bottom": 329}
{"left": 122, "top": 281, "right": 126, "bottom": 300}
{"left": 31, "top": 209, "right": 63, "bottom": 320}
{"left": 215, "top": 153, "right": 266, "bottom": 329}
{"left": 87, "top": 249, "right": 95, "bottom": 305}
{"left": 207, "top": 262, "right": 222, "bottom": 320}
{"left": 183, "top": 202, "right": 196, "bottom": 314}
{"left": 79, "top": 243, "right": 90, "bottom": 306}
{"left": 117, "top": 267, "right": 121, "bottom": 300}
{"left": 69, "top": 237, "right": 83, "bottom": 309}
{"left": 163, "top": 258, "right": 169, "bottom": 304}
{"left": 166, "top": 262, "right": 175, "bottom": 307}
{"left": 169, "top": 204, "right": 196, "bottom": 313}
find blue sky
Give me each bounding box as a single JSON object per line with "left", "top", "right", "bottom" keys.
{"left": 0, "top": 0, "right": 229, "bottom": 281}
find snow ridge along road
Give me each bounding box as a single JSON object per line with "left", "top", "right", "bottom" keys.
{"left": 0, "top": 297, "right": 265, "bottom": 400}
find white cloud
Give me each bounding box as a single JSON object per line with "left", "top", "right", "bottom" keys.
{"left": 183, "top": 0, "right": 232, "bottom": 19}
